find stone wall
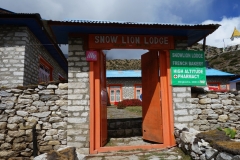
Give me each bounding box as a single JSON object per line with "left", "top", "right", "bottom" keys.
{"left": 192, "top": 90, "right": 240, "bottom": 138}
{"left": 67, "top": 38, "right": 90, "bottom": 154}
{"left": 175, "top": 126, "right": 240, "bottom": 160}
{"left": 107, "top": 78, "right": 142, "bottom": 100}
{"left": 0, "top": 83, "right": 68, "bottom": 159}
{"left": 172, "top": 87, "right": 194, "bottom": 129}
{"left": 0, "top": 26, "right": 67, "bottom": 88}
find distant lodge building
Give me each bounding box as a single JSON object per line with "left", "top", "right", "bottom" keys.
{"left": 106, "top": 68, "right": 235, "bottom": 104}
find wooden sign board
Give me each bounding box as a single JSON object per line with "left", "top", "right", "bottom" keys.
{"left": 89, "top": 34, "right": 174, "bottom": 49}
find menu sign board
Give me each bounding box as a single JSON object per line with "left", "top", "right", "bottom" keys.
{"left": 170, "top": 50, "right": 206, "bottom": 86}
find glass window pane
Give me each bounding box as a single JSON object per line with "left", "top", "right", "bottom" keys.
{"left": 136, "top": 90, "right": 140, "bottom": 99}
{"left": 110, "top": 90, "right": 115, "bottom": 101}
{"left": 116, "top": 90, "right": 120, "bottom": 101}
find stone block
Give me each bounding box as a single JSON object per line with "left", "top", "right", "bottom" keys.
{"left": 174, "top": 109, "right": 188, "bottom": 116}
{"left": 178, "top": 116, "right": 193, "bottom": 122}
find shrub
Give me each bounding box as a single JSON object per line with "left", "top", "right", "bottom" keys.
{"left": 117, "top": 99, "right": 142, "bottom": 108}
{"left": 116, "top": 101, "right": 126, "bottom": 109}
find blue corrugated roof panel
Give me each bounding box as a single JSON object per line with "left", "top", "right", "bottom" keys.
{"left": 107, "top": 70, "right": 141, "bottom": 78}
{"left": 107, "top": 68, "right": 235, "bottom": 78}
{"left": 206, "top": 68, "right": 235, "bottom": 76}
{"left": 230, "top": 78, "right": 240, "bottom": 82}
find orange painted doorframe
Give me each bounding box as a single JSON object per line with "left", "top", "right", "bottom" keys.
{"left": 89, "top": 50, "right": 175, "bottom": 154}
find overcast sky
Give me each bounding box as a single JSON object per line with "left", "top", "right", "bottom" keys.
{"left": 1, "top": 0, "right": 240, "bottom": 59}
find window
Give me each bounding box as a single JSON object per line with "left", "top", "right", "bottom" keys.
{"left": 208, "top": 82, "right": 228, "bottom": 92}
{"left": 39, "top": 57, "right": 53, "bottom": 83}
{"left": 109, "top": 85, "right": 122, "bottom": 104}
{"left": 134, "top": 84, "right": 142, "bottom": 99}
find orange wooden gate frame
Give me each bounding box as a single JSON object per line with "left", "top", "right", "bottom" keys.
{"left": 89, "top": 50, "right": 175, "bottom": 154}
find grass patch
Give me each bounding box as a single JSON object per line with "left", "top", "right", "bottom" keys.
{"left": 125, "top": 106, "right": 142, "bottom": 114}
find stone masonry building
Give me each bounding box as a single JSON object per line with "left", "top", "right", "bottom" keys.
{"left": 0, "top": 11, "right": 67, "bottom": 88}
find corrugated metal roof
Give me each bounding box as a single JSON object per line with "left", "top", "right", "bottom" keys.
{"left": 107, "top": 68, "right": 235, "bottom": 78}
{"left": 62, "top": 19, "right": 216, "bottom": 26}
{"left": 206, "top": 68, "right": 235, "bottom": 76}
{"left": 230, "top": 78, "right": 240, "bottom": 82}
{"left": 107, "top": 70, "right": 141, "bottom": 78}
{"left": 48, "top": 20, "right": 220, "bottom": 45}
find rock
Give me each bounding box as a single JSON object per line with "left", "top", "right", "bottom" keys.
{"left": 59, "top": 83, "right": 68, "bottom": 89}
{"left": 32, "top": 94, "right": 40, "bottom": 101}
{"left": 0, "top": 115, "right": 8, "bottom": 122}
{"left": 211, "top": 104, "right": 223, "bottom": 109}
{"left": 211, "top": 99, "right": 221, "bottom": 104}
{"left": 7, "top": 124, "right": 18, "bottom": 130}
{"left": 233, "top": 155, "right": 240, "bottom": 160}
{"left": 0, "top": 150, "right": 15, "bottom": 158}
{"left": 55, "top": 100, "right": 67, "bottom": 106}
{"left": 205, "top": 148, "right": 218, "bottom": 159}
{"left": 180, "top": 131, "right": 196, "bottom": 143}
{"left": 40, "top": 122, "right": 50, "bottom": 129}
{"left": 8, "top": 116, "right": 23, "bottom": 123}
{"left": 19, "top": 121, "right": 37, "bottom": 130}
{"left": 44, "top": 136, "right": 53, "bottom": 141}
{"left": 32, "top": 101, "right": 45, "bottom": 107}
{"left": 38, "top": 106, "right": 50, "bottom": 112}
{"left": 0, "top": 134, "right": 5, "bottom": 140}
{"left": 191, "top": 142, "right": 202, "bottom": 154}
{"left": 47, "top": 84, "right": 58, "bottom": 89}
{"left": 20, "top": 151, "right": 32, "bottom": 157}
{"left": 207, "top": 114, "right": 218, "bottom": 120}
{"left": 55, "top": 89, "right": 68, "bottom": 95}
{"left": 0, "top": 122, "right": 7, "bottom": 129}
{"left": 33, "top": 153, "right": 47, "bottom": 160}
{"left": 38, "top": 89, "right": 54, "bottom": 95}
{"left": 50, "top": 105, "right": 59, "bottom": 111}
{"left": 49, "top": 117, "right": 62, "bottom": 123}
{"left": 26, "top": 106, "right": 38, "bottom": 113}
{"left": 31, "top": 111, "right": 51, "bottom": 118}
{"left": 46, "top": 101, "right": 55, "bottom": 106}
{"left": 0, "top": 91, "right": 13, "bottom": 97}
{"left": 40, "top": 95, "right": 59, "bottom": 101}
{"left": 48, "top": 141, "right": 60, "bottom": 145}
{"left": 198, "top": 94, "right": 207, "bottom": 98}
{"left": 199, "top": 98, "right": 211, "bottom": 104}
{"left": 46, "top": 129, "right": 58, "bottom": 136}
{"left": 200, "top": 154, "right": 206, "bottom": 160}
{"left": 222, "top": 100, "right": 232, "bottom": 105}
{"left": 52, "top": 122, "right": 67, "bottom": 129}
{"left": 16, "top": 111, "right": 28, "bottom": 117}
{"left": 39, "top": 145, "right": 53, "bottom": 152}
{"left": 12, "top": 143, "right": 27, "bottom": 151}
{"left": 202, "top": 109, "right": 214, "bottom": 115}
{"left": 218, "top": 115, "right": 228, "bottom": 122}
{"left": 13, "top": 137, "right": 25, "bottom": 143}
{"left": 229, "top": 113, "right": 239, "bottom": 121}
{"left": 219, "top": 95, "right": 229, "bottom": 100}
{"left": 26, "top": 116, "right": 39, "bottom": 123}
{"left": 8, "top": 130, "right": 25, "bottom": 137}
{"left": 17, "top": 98, "right": 33, "bottom": 105}
{"left": 0, "top": 143, "right": 12, "bottom": 149}
{"left": 216, "top": 152, "right": 233, "bottom": 160}
{"left": 207, "top": 94, "right": 218, "bottom": 98}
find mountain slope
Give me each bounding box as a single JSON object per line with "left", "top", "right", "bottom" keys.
{"left": 106, "top": 43, "right": 240, "bottom": 75}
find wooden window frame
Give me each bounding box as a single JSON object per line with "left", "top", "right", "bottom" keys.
{"left": 39, "top": 57, "right": 53, "bottom": 82}
{"left": 134, "top": 84, "right": 142, "bottom": 99}
{"left": 108, "top": 84, "right": 122, "bottom": 104}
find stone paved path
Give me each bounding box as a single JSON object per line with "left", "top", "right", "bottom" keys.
{"left": 84, "top": 106, "right": 191, "bottom": 160}
{"left": 85, "top": 147, "right": 189, "bottom": 160}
